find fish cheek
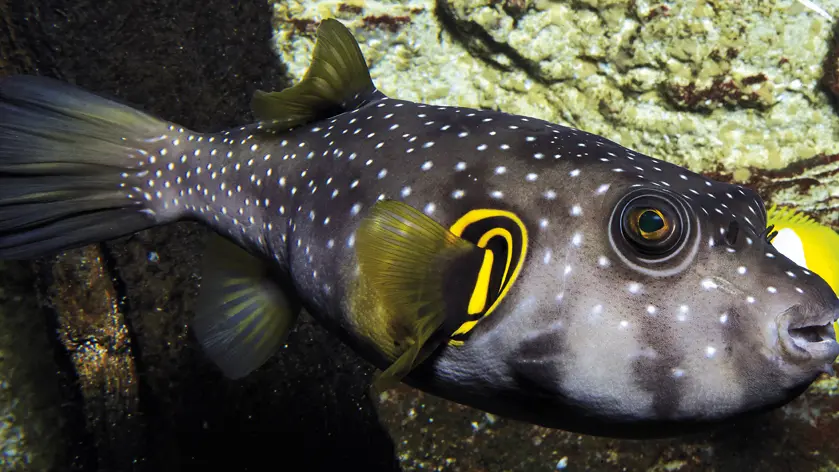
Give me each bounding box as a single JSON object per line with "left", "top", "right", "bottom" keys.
{"left": 722, "top": 307, "right": 786, "bottom": 406}
{"left": 510, "top": 324, "right": 569, "bottom": 398}
{"left": 630, "top": 298, "right": 687, "bottom": 419}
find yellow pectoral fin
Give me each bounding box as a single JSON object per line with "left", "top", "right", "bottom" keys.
{"left": 373, "top": 319, "right": 435, "bottom": 391}
{"left": 353, "top": 200, "right": 486, "bottom": 388}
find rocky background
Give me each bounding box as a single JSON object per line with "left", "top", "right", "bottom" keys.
{"left": 0, "top": 0, "right": 838, "bottom": 471}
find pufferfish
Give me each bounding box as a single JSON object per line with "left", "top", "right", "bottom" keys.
{"left": 0, "top": 19, "right": 837, "bottom": 439}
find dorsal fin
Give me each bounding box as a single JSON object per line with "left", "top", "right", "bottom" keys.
{"left": 766, "top": 204, "right": 820, "bottom": 229}
{"left": 251, "top": 18, "right": 377, "bottom": 131}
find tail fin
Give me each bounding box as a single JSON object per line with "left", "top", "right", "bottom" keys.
{"left": 0, "top": 75, "right": 179, "bottom": 259}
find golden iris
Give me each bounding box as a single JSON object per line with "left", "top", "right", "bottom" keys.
{"left": 629, "top": 208, "right": 670, "bottom": 240}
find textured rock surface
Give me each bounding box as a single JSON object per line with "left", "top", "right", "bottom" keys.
{"left": 0, "top": 260, "right": 66, "bottom": 471}
{"left": 36, "top": 247, "right": 143, "bottom": 471}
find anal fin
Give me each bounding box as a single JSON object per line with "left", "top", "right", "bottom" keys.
{"left": 192, "top": 234, "right": 300, "bottom": 379}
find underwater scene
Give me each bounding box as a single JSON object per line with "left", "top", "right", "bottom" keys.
{"left": 3, "top": 0, "right": 839, "bottom": 471}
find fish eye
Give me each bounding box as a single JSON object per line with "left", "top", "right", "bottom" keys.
{"left": 619, "top": 194, "right": 684, "bottom": 257}
{"left": 628, "top": 208, "right": 670, "bottom": 241}
{"left": 609, "top": 189, "right": 697, "bottom": 274}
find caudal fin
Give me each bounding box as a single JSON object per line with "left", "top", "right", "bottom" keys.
{"left": 0, "top": 75, "right": 181, "bottom": 259}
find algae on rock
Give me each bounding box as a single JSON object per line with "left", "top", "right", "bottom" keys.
{"left": 272, "top": 0, "right": 839, "bottom": 173}
{"left": 0, "top": 262, "right": 66, "bottom": 471}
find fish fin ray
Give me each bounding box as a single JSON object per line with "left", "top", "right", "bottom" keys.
{"left": 355, "top": 200, "right": 485, "bottom": 388}
{"left": 0, "top": 75, "right": 179, "bottom": 259}
{"left": 192, "top": 234, "right": 301, "bottom": 379}
{"left": 251, "top": 19, "right": 377, "bottom": 130}
{"left": 767, "top": 204, "right": 820, "bottom": 228}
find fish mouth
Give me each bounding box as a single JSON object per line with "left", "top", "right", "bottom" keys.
{"left": 788, "top": 323, "right": 836, "bottom": 344}
{"left": 777, "top": 304, "right": 839, "bottom": 364}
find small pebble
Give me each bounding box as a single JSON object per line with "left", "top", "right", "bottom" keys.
{"left": 557, "top": 457, "right": 569, "bottom": 469}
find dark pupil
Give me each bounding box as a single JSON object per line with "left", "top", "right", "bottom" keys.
{"left": 638, "top": 211, "right": 664, "bottom": 233}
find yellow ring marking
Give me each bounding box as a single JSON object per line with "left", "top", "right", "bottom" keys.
{"left": 476, "top": 227, "right": 514, "bottom": 295}
{"left": 468, "top": 250, "right": 495, "bottom": 315}
{"left": 447, "top": 209, "right": 528, "bottom": 341}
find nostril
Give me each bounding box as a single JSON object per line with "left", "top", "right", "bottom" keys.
{"left": 725, "top": 220, "right": 739, "bottom": 246}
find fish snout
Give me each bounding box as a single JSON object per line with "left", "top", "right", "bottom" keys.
{"left": 777, "top": 302, "right": 839, "bottom": 366}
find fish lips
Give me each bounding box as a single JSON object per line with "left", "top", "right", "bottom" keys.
{"left": 776, "top": 302, "right": 839, "bottom": 367}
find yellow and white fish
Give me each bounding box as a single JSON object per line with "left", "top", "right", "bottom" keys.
{"left": 767, "top": 204, "right": 839, "bottom": 342}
